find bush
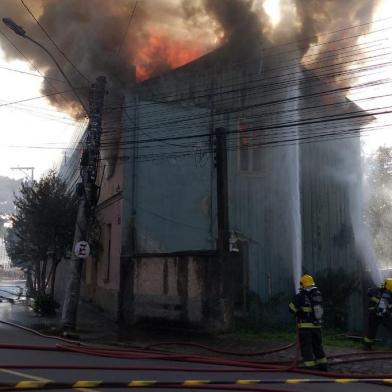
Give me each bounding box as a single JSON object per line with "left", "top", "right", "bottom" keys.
{"left": 315, "top": 268, "right": 359, "bottom": 330}
{"left": 33, "top": 293, "right": 59, "bottom": 316}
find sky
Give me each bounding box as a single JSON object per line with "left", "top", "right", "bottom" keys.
{"left": 0, "top": 0, "right": 391, "bottom": 180}
{"left": 0, "top": 53, "right": 82, "bottom": 180}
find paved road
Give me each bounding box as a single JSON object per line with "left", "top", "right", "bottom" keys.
{"left": 0, "top": 281, "right": 387, "bottom": 391}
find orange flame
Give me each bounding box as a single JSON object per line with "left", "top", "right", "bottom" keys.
{"left": 135, "top": 30, "right": 210, "bottom": 81}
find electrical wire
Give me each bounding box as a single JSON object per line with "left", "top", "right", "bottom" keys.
{"left": 0, "top": 28, "right": 61, "bottom": 94}
{"left": 0, "top": 87, "right": 88, "bottom": 108}
{"left": 116, "top": 0, "right": 138, "bottom": 57}
{"left": 47, "top": 16, "right": 388, "bottom": 170}
{"left": 97, "top": 67, "right": 392, "bottom": 141}
{"left": 0, "top": 65, "right": 67, "bottom": 83}
{"left": 19, "top": 0, "right": 90, "bottom": 85}
{"left": 101, "top": 21, "right": 392, "bottom": 110}
{"left": 102, "top": 45, "right": 392, "bottom": 117}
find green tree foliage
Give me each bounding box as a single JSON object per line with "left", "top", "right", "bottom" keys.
{"left": 366, "top": 146, "right": 392, "bottom": 267}
{"left": 5, "top": 171, "right": 77, "bottom": 308}
{"left": 315, "top": 268, "right": 359, "bottom": 330}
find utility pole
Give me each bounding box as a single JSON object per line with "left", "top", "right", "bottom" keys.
{"left": 61, "top": 76, "right": 107, "bottom": 330}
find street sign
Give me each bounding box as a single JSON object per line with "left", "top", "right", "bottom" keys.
{"left": 74, "top": 241, "right": 90, "bottom": 259}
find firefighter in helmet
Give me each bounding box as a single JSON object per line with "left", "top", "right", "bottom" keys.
{"left": 363, "top": 278, "right": 392, "bottom": 349}
{"left": 289, "top": 274, "right": 327, "bottom": 371}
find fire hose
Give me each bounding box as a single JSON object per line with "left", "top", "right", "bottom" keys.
{"left": 0, "top": 378, "right": 391, "bottom": 391}
{"left": 143, "top": 341, "right": 296, "bottom": 356}
{"left": 2, "top": 319, "right": 392, "bottom": 384}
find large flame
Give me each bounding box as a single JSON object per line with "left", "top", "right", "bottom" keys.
{"left": 135, "top": 29, "right": 210, "bottom": 81}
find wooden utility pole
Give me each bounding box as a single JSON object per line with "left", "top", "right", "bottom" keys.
{"left": 60, "top": 76, "right": 107, "bottom": 330}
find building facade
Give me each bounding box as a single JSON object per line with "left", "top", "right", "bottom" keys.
{"left": 60, "top": 38, "right": 371, "bottom": 330}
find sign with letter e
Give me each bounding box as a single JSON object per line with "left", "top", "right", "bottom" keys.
{"left": 74, "top": 241, "right": 90, "bottom": 259}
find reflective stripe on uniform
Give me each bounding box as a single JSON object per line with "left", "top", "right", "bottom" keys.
{"left": 300, "top": 306, "right": 312, "bottom": 313}
{"left": 316, "top": 357, "right": 327, "bottom": 364}
{"left": 304, "top": 360, "right": 316, "bottom": 367}
{"left": 298, "top": 322, "right": 321, "bottom": 328}
{"left": 371, "top": 296, "right": 380, "bottom": 303}
{"left": 289, "top": 302, "right": 297, "bottom": 312}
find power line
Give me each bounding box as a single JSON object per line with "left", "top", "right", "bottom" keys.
{"left": 8, "top": 102, "right": 392, "bottom": 153}
{"left": 19, "top": 0, "right": 90, "bottom": 85}
{"left": 0, "top": 27, "right": 61, "bottom": 94}
{"left": 98, "top": 68, "right": 392, "bottom": 142}
{"left": 0, "top": 87, "right": 87, "bottom": 108}
{"left": 116, "top": 1, "right": 138, "bottom": 56}
{"left": 101, "top": 19, "right": 392, "bottom": 109}
{"left": 0, "top": 65, "right": 67, "bottom": 82}
{"left": 104, "top": 41, "right": 392, "bottom": 113}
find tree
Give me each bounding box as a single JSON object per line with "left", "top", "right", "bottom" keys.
{"left": 5, "top": 171, "right": 77, "bottom": 299}
{"left": 365, "top": 146, "right": 392, "bottom": 267}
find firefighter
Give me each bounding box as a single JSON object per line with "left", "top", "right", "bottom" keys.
{"left": 289, "top": 274, "right": 328, "bottom": 371}
{"left": 363, "top": 278, "right": 392, "bottom": 349}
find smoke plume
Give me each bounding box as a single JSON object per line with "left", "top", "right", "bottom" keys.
{"left": 0, "top": 0, "right": 382, "bottom": 116}
{"left": 0, "top": 0, "right": 216, "bottom": 117}
{"left": 293, "top": 0, "right": 380, "bottom": 87}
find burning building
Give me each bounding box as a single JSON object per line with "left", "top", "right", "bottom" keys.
{"left": 75, "top": 34, "right": 373, "bottom": 329}
{"left": 0, "top": 0, "right": 381, "bottom": 329}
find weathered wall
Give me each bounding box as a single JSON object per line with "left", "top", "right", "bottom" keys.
{"left": 299, "top": 70, "right": 366, "bottom": 328}
{"left": 131, "top": 254, "right": 232, "bottom": 329}
{"left": 82, "top": 107, "right": 125, "bottom": 319}
{"left": 131, "top": 102, "right": 214, "bottom": 253}
{"left": 83, "top": 197, "right": 123, "bottom": 319}
{"left": 116, "top": 40, "right": 367, "bottom": 329}
{"left": 121, "top": 40, "right": 305, "bottom": 326}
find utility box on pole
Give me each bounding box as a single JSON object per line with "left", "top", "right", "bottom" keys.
{"left": 61, "top": 76, "right": 107, "bottom": 330}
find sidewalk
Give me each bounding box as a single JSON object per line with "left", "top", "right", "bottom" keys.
{"left": 0, "top": 297, "right": 119, "bottom": 342}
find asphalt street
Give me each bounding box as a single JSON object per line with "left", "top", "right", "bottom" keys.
{"left": 0, "top": 280, "right": 387, "bottom": 392}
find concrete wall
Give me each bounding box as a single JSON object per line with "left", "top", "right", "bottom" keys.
{"left": 131, "top": 254, "right": 232, "bottom": 330}
{"left": 133, "top": 256, "right": 203, "bottom": 322}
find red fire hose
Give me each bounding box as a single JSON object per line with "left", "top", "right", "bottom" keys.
{"left": 1, "top": 318, "right": 392, "bottom": 382}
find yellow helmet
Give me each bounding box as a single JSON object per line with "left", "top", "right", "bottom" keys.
{"left": 385, "top": 278, "right": 392, "bottom": 292}
{"left": 300, "top": 274, "right": 315, "bottom": 288}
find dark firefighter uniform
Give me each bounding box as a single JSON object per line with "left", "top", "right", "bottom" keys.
{"left": 364, "top": 278, "right": 392, "bottom": 348}
{"left": 289, "top": 274, "right": 327, "bottom": 371}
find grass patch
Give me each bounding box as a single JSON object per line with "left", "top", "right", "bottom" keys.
{"left": 227, "top": 326, "right": 295, "bottom": 343}
{"left": 229, "top": 326, "right": 364, "bottom": 349}
{"left": 322, "top": 331, "right": 363, "bottom": 349}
